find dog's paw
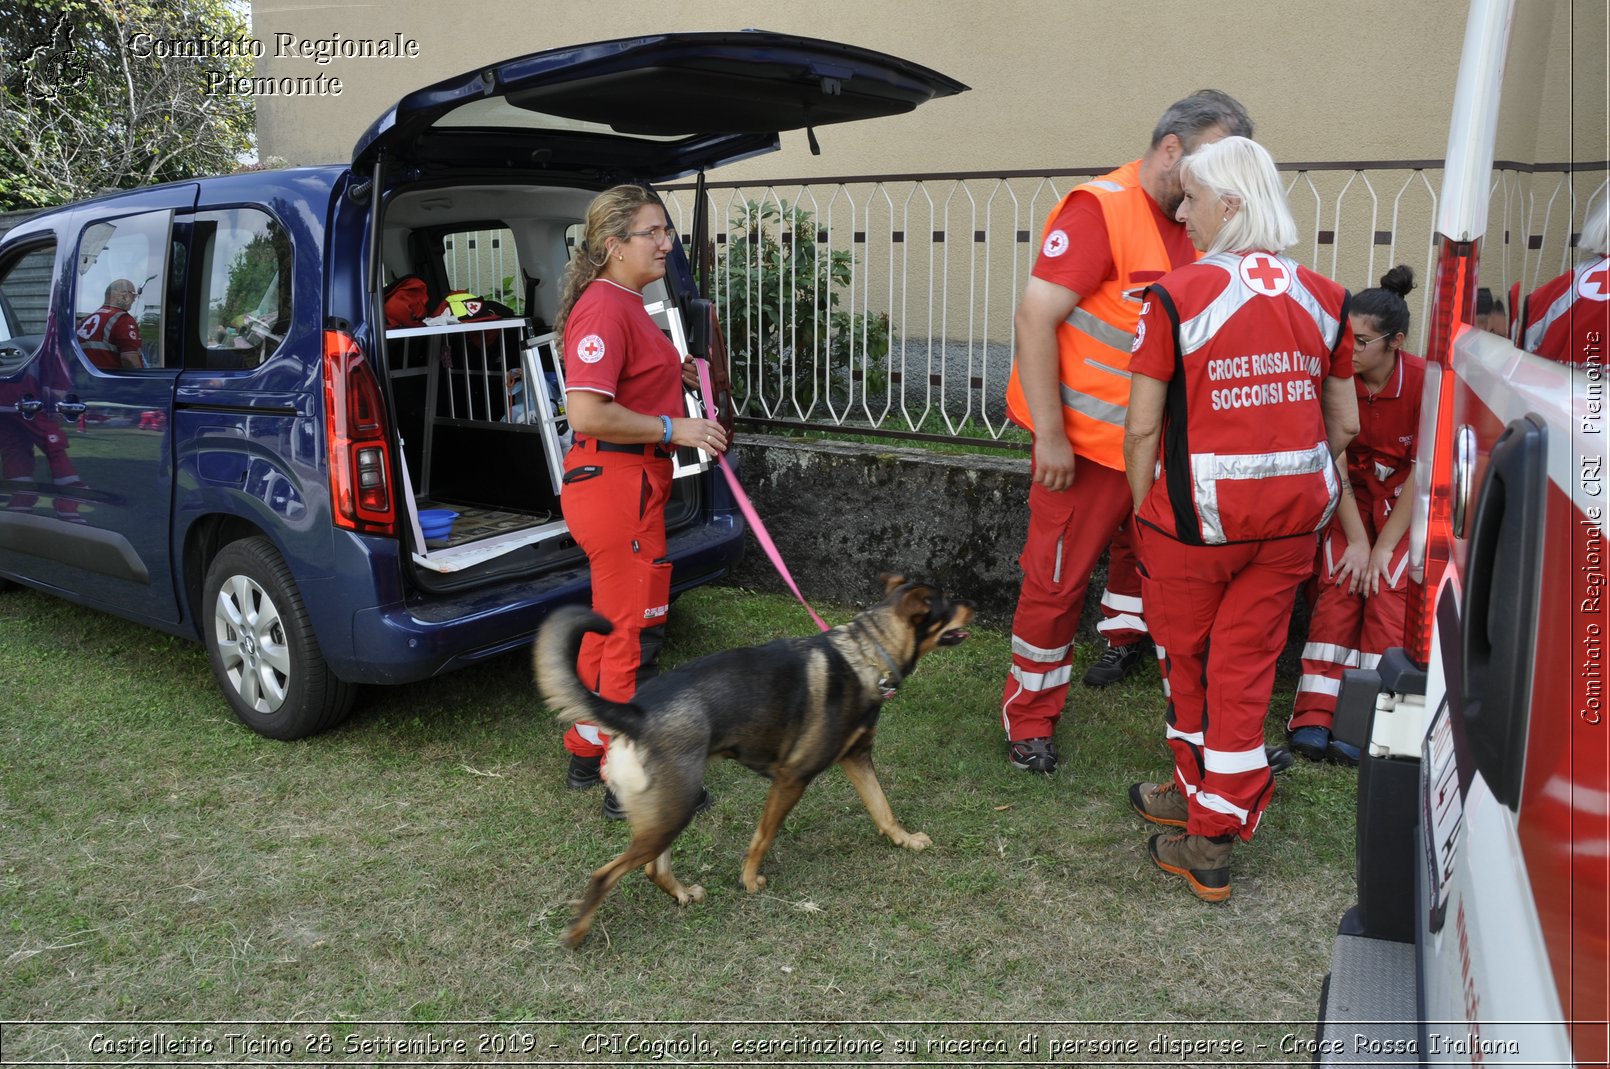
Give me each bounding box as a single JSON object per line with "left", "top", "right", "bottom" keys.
{"left": 676, "top": 884, "right": 706, "bottom": 906}
{"left": 742, "top": 873, "right": 767, "bottom": 893}
{"left": 896, "top": 830, "right": 932, "bottom": 852}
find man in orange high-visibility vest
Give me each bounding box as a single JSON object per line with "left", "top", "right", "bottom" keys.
{"left": 997, "top": 90, "right": 1252, "bottom": 775}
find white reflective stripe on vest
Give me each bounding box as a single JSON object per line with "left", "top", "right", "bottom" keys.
{"left": 1189, "top": 442, "right": 1336, "bottom": 544}
{"left": 1178, "top": 254, "right": 1341, "bottom": 357}
{"left": 1087, "top": 179, "right": 1124, "bottom": 193}
{"left": 1525, "top": 258, "right": 1603, "bottom": 351}
{"left": 1059, "top": 382, "right": 1127, "bottom": 426}
{"left": 1065, "top": 305, "right": 1137, "bottom": 352}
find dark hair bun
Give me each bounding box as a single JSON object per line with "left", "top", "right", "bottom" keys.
{"left": 1380, "top": 264, "right": 1416, "bottom": 297}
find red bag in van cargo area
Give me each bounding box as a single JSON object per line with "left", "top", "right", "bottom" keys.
{"left": 384, "top": 274, "right": 430, "bottom": 328}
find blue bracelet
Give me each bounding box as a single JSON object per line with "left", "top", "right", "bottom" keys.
{"left": 660, "top": 414, "right": 673, "bottom": 445}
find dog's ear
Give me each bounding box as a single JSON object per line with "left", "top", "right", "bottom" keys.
{"left": 896, "top": 583, "right": 935, "bottom": 622}
{"left": 880, "top": 573, "right": 907, "bottom": 594}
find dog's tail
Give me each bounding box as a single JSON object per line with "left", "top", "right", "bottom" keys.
{"left": 533, "top": 606, "right": 647, "bottom": 738}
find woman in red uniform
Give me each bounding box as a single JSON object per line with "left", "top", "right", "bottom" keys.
{"left": 554, "top": 185, "right": 727, "bottom": 818}
{"left": 1515, "top": 198, "right": 1608, "bottom": 367}
{"left": 1121, "top": 137, "right": 1359, "bottom": 901}
{"left": 1289, "top": 267, "right": 1424, "bottom": 764}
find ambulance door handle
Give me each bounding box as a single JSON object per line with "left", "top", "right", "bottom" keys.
{"left": 1451, "top": 424, "right": 1477, "bottom": 538}
{"left": 15, "top": 394, "right": 43, "bottom": 420}
{"left": 55, "top": 396, "right": 88, "bottom": 420}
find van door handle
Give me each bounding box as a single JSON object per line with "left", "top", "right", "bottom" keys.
{"left": 55, "top": 397, "right": 88, "bottom": 419}
{"left": 16, "top": 394, "right": 43, "bottom": 420}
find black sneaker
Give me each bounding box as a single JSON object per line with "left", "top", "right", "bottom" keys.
{"left": 1008, "top": 737, "right": 1060, "bottom": 774}
{"left": 603, "top": 787, "right": 713, "bottom": 821}
{"left": 566, "top": 753, "right": 602, "bottom": 790}
{"left": 1082, "top": 638, "right": 1153, "bottom": 687}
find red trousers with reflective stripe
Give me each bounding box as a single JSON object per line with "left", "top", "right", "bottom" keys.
{"left": 1095, "top": 519, "right": 1147, "bottom": 646}
{"left": 1290, "top": 521, "right": 1411, "bottom": 731}
{"left": 558, "top": 444, "right": 673, "bottom": 763}
{"left": 1137, "top": 524, "right": 1314, "bottom": 841}
{"left": 1000, "top": 458, "right": 1132, "bottom": 741}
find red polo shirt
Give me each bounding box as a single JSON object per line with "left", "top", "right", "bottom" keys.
{"left": 562, "top": 279, "right": 684, "bottom": 418}
{"left": 1349, "top": 350, "right": 1425, "bottom": 529}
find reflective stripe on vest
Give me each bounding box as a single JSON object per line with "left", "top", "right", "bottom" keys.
{"left": 1180, "top": 253, "right": 1342, "bottom": 355}
{"left": 1147, "top": 253, "right": 1348, "bottom": 545}
{"left": 1004, "top": 160, "right": 1175, "bottom": 469}
{"left": 1524, "top": 258, "right": 1604, "bottom": 352}
{"left": 1190, "top": 441, "right": 1337, "bottom": 544}
{"left": 77, "top": 309, "right": 129, "bottom": 365}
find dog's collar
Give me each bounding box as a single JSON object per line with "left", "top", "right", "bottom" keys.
{"left": 865, "top": 634, "right": 905, "bottom": 700}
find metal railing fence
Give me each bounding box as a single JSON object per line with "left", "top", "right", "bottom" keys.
{"left": 651, "top": 161, "right": 1606, "bottom": 445}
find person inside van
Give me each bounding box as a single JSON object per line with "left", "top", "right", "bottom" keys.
{"left": 76, "top": 279, "right": 143, "bottom": 369}
{"left": 1288, "top": 266, "right": 1425, "bottom": 766}
{"left": 553, "top": 184, "right": 728, "bottom": 821}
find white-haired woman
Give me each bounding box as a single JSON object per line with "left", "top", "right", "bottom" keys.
{"left": 1120, "top": 136, "right": 1359, "bottom": 901}
{"left": 555, "top": 184, "right": 727, "bottom": 819}
{"left": 1515, "top": 196, "right": 1608, "bottom": 365}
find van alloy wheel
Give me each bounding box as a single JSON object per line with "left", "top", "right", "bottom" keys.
{"left": 214, "top": 571, "right": 291, "bottom": 714}
{"left": 202, "top": 537, "right": 355, "bottom": 739}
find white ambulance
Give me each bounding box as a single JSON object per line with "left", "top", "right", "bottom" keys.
{"left": 1315, "top": 1, "right": 1607, "bottom": 1064}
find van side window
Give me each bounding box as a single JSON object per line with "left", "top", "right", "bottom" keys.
{"left": 189, "top": 208, "right": 292, "bottom": 370}
{"left": 73, "top": 212, "right": 171, "bottom": 371}
{"left": 443, "top": 226, "right": 523, "bottom": 314}
{"left": 0, "top": 243, "right": 56, "bottom": 376}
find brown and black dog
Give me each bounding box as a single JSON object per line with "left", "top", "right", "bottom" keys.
{"left": 535, "top": 575, "right": 974, "bottom": 948}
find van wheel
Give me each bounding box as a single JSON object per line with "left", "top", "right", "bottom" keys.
{"left": 203, "top": 537, "right": 355, "bottom": 739}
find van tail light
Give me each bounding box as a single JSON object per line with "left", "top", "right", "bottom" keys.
{"left": 323, "top": 329, "right": 395, "bottom": 536}
{"left": 1404, "top": 235, "right": 1480, "bottom": 664}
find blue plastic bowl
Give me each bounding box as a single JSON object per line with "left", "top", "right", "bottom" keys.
{"left": 418, "top": 508, "right": 459, "bottom": 540}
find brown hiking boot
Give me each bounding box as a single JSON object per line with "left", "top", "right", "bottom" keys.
{"left": 1128, "top": 780, "right": 1188, "bottom": 828}
{"left": 1147, "top": 831, "right": 1234, "bottom": 902}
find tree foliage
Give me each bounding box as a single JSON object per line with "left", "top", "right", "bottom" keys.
{"left": 0, "top": 0, "right": 255, "bottom": 211}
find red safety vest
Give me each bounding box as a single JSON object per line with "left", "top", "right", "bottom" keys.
{"left": 1004, "top": 160, "right": 1174, "bottom": 469}
{"left": 76, "top": 306, "right": 136, "bottom": 370}
{"left": 1138, "top": 251, "right": 1350, "bottom": 546}
{"left": 1519, "top": 256, "right": 1610, "bottom": 367}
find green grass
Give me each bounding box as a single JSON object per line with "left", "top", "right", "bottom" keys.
{"left": 0, "top": 583, "right": 1358, "bottom": 1061}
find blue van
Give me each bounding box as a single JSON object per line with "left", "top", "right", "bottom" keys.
{"left": 0, "top": 32, "right": 966, "bottom": 739}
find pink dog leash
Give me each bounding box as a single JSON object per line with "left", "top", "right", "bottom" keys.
{"left": 694, "top": 358, "right": 830, "bottom": 634}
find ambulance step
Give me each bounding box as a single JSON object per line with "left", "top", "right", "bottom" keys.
{"left": 1318, "top": 932, "right": 1417, "bottom": 1064}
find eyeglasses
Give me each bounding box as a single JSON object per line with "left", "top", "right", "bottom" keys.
{"left": 1354, "top": 331, "right": 1396, "bottom": 348}
{"left": 625, "top": 225, "right": 676, "bottom": 245}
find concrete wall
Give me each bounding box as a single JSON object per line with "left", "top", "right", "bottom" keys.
{"left": 723, "top": 434, "right": 1028, "bottom": 628}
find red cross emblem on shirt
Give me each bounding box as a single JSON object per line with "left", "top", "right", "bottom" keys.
{"left": 576, "top": 334, "right": 607, "bottom": 363}
{"left": 1579, "top": 260, "right": 1610, "bottom": 302}
{"left": 1240, "top": 254, "right": 1290, "bottom": 296}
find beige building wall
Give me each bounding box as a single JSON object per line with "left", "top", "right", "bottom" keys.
{"left": 253, "top": 0, "right": 1492, "bottom": 176}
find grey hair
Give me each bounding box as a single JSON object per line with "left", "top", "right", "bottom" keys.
{"left": 1181, "top": 136, "right": 1298, "bottom": 256}
{"left": 1580, "top": 197, "right": 1609, "bottom": 257}
{"left": 1151, "top": 89, "right": 1253, "bottom": 152}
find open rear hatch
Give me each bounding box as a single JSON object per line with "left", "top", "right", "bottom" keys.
{"left": 359, "top": 31, "right": 966, "bottom": 574}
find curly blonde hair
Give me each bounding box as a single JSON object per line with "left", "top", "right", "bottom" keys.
{"left": 553, "top": 184, "right": 660, "bottom": 345}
